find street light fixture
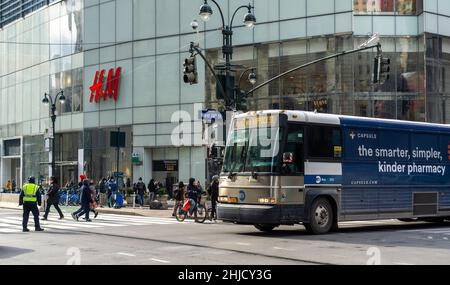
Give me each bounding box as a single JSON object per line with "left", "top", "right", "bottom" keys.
{"left": 42, "top": 90, "right": 65, "bottom": 177}
{"left": 248, "top": 71, "right": 257, "bottom": 86}
{"left": 199, "top": 1, "right": 213, "bottom": 22}
{"left": 244, "top": 10, "right": 256, "bottom": 28}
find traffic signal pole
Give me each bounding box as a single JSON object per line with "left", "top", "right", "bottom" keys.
{"left": 245, "top": 43, "right": 383, "bottom": 96}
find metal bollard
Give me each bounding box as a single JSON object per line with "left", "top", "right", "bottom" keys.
{"left": 132, "top": 194, "right": 136, "bottom": 208}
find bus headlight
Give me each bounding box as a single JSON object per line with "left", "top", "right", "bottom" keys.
{"left": 218, "top": 196, "right": 229, "bottom": 203}
{"left": 258, "top": 197, "right": 276, "bottom": 204}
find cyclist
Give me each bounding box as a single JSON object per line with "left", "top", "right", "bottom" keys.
{"left": 172, "top": 181, "right": 186, "bottom": 217}
{"left": 186, "top": 178, "right": 202, "bottom": 217}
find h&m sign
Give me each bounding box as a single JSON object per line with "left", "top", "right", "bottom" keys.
{"left": 89, "top": 67, "right": 122, "bottom": 103}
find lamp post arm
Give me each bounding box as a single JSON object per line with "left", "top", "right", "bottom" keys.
{"left": 209, "top": 0, "right": 226, "bottom": 29}
{"left": 55, "top": 90, "right": 64, "bottom": 101}
{"left": 246, "top": 43, "right": 381, "bottom": 96}
{"left": 237, "top": 67, "right": 255, "bottom": 92}
{"left": 230, "top": 5, "right": 251, "bottom": 30}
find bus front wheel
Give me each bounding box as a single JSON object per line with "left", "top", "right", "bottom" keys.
{"left": 304, "top": 198, "right": 334, "bottom": 235}
{"left": 254, "top": 224, "right": 277, "bottom": 232}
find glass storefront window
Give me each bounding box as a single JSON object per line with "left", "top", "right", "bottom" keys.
{"left": 84, "top": 127, "right": 132, "bottom": 184}
{"left": 353, "top": 0, "right": 422, "bottom": 15}
{"left": 353, "top": 0, "right": 395, "bottom": 14}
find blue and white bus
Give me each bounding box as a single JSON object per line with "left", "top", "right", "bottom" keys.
{"left": 217, "top": 110, "right": 450, "bottom": 234}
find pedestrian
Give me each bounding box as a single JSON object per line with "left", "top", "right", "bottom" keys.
{"left": 71, "top": 179, "right": 93, "bottom": 222}
{"left": 89, "top": 180, "right": 99, "bottom": 219}
{"left": 107, "top": 177, "right": 118, "bottom": 208}
{"left": 135, "top": 177, "right": 147, "bottom": 207}
{"left": 98, "top": 177, "right": 107, "bottom": 207}
{"left": 166, "top": 177, "right": 174, "bottom": 200}
{"left": 172, "top": 181, "right": 185, "bottom": 217}
{"left": 19, "top": 176, "right": 44, "bottom": 232}
{"left": 12, "top": 179, "right": 17, "bottom": 193}
{"left": 42, "top": 176, "right": 64, "bottom": 220}
{"left": 208, "top": 176, "right": 219, "bottom": 220}
{"left": 5, "top": 180, "right": 12, "bottom": 193}
{"left": 148, "top": 178, "right": 156, "bottom": 202}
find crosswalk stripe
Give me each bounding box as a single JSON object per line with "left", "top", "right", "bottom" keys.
{"left": 0, "top": 228, "right": 20, "bottom": 233}
{"left": 3, "top": 217, "right": 102, "bottom": 229}
{"left": 96, "top": 213, "right": 180, "bottom": 222}
{"left": 0, "top": 222, "right": 23, "bottom": 229}
{"left": 0, "top": 212, "right": 196, "bottom": 234}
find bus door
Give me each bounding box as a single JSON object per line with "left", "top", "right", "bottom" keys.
{"left": 279, "top": 123, "right": 305, "bottom": 205}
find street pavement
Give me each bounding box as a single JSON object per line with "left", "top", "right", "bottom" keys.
{"left": 1, "top": 208, "right": 450, "bottom": 265}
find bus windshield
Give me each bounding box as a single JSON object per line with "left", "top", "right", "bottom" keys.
{"left": 222, "top": 126, "right": 282, "bottom": 174}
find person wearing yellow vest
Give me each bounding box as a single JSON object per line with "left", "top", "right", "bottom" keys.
{"left": 19, "top": 176, "right": 44, "bottom": 232}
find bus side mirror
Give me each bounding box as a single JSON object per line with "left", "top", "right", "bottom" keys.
{"left": 283, "top": 152, "right": 294, "bottom": 163}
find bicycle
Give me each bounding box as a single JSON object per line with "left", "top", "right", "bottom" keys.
{"left": 175, "top": 199, "right": 207, "bottom": 223}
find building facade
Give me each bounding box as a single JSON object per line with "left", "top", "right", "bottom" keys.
{"left": 0, "top": 0, "right": 449, "bottom": 189}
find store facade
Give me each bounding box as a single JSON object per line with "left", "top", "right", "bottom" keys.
{"left": 0, "top": 0, "right": 449, "bottom": 189}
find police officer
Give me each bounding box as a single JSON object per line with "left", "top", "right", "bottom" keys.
{"left": 19, "top": 176, "right": 44, "bottom": 232}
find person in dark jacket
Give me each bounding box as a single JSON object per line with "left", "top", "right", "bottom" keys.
{"left": 209, "top": 176, "right": 219, "bottom": 220}
{"left": 42, "top": 176, "right": 64, "bottom": 220}
{"left": 71, "top": 179, "right": 93, "bottom": 222}
{"left": 148, "top": 179, "right": 156, "bottom": 202}
{"left": 186, "top": 178, "right": 202, "bottom": 216}
{"left": 135, "top": 177, "right": 147, "bottom": 207}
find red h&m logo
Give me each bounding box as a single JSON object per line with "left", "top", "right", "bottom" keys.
{"left": 89, "top": 67, "right": 122, "bottom": 103}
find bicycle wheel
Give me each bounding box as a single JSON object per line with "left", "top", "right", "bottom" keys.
{"left": 175, "top": 204, "right": 187, "bottom": 222}
{"left": 195, "top": 205, "right": 207, "bottom": 223}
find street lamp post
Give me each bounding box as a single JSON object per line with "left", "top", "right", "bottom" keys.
{"left": 42, "top": 90, "right": 66, "bottom": 177}
{"left": 199, "top": 0, "right": 256, "bottom": 108}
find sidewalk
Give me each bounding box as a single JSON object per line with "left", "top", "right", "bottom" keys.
{"left": 0, "top": 202, "right": 175, "bottom": 218}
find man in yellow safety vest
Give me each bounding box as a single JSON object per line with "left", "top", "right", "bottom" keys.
{"left": 19, "top": 176, "right": 44, "bottom": 232}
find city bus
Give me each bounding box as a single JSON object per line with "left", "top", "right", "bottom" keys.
{"left": 217, "top": 110, "right": 450, "bottom": 234}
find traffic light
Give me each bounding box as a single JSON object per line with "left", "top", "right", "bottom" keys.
{"left": 235, "top": 90, "right": 248, "bottom": 112}
{"left": 373, "top": 55, "right": 390, "bottom": 84}
{"left": 216, "top": 74, "right": 235, "bottom": 106}
{"left": 380, "top": 57, "right": 391, "bottom": 81}
{"left": 183, "top": 56, "right": 198, "bottom": 85}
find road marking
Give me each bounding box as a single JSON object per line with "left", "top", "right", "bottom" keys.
{"left": 0, "top": 228, "right": 20, "bottom": 233}
{"left": 236, "top": 242, "right": 251, "bottom": 246}
{"left": 273, "top": 247, "right": 290, "bottom": 251}
{"left": 150, "top": 258, "right": 170, "bottom": 264}
{"left": 443, "top": 237, "right": 448, "bottom": 240}
{"left": 116, "top": 252, "right": 136, "bottom": 257}
{"left": 427, "top": 236, "right": 433, "bottom": 240}
{"left": 0, "top": 222, "right": 23, "bottom": 229}
{"left": 393, "top": 262, "right": 415, "bottom": 265}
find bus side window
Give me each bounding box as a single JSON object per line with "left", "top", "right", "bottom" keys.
{"left": 307, "top": 126, "right": 342, "bottom": 160}
{"left": 282, "top": 124, "right": 304, "bottom": 174}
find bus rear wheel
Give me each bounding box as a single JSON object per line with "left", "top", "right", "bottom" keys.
{"left": 254, "top": 224, "right": 277, "bottom": 232}
{"left": 305, "top": 198, "right": 334, "bottom": 235}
